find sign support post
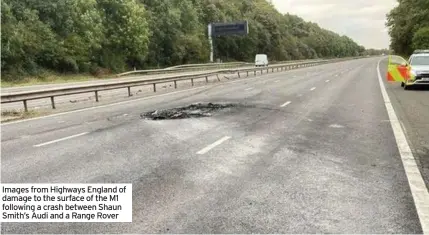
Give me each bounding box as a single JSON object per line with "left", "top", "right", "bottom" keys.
{"left": 208, "top": 21, "right": 249, "bottom": 63}
{"left": 208, "top": 24, "right": 214, "bottom": 63}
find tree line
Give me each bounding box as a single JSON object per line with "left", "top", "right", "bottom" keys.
{"left": 1, "top": 0, "right": 365, "bottom": 81}
{"left": 387, "top": 0, "right": 429, "bottom": 56}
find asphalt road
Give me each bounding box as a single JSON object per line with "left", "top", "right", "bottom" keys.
{"left": 1, "top": 57, "right": 428, "bottom": 233}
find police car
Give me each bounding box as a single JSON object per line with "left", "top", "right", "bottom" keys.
{"left": 401, "top": 49, "right": 429, "bottom": 89}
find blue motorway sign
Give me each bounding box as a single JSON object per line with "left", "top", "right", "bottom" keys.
{"left": 210, "top": 21, "right": 249, "bottom": 37}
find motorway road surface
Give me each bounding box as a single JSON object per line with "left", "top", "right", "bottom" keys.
{"left": 1, "top": 57, "right": 428, "bottom": 233}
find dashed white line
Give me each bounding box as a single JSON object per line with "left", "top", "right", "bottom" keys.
{"left": 275, "top": 80, "right": 280, "bottom": 83}
{"left": 197, "top": 136, "right": 231, "bottom": 155}
{"left": 310, "top": 87, "right": 316, "bottom": 91}
{"left": 33, "top": 132, "right": 89, "bottom": 147}
{"left": 245, "top": 88, "right": 254, "bottom": 91}
{"left": 325, "top": 80, "right": 330, "bottom": 83}
{"left": 280, "top": 101, "right": 292, "bottom": 107}
{"left": 377, "top": 59, "right": 429, "bottom": 233}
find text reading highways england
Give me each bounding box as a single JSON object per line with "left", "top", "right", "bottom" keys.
{"left": 2, "top": 186, "right": 118, "bottom": 202}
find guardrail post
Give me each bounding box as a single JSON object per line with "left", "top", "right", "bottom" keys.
{"left": 153, "top": 83, "right": 157, "bottom": 92}
{"left": 95, "top": 91, "right": 99, "bottom": 102}
{"left": 272, "top": 68, "right": 274, "bottom": 72}
{"left": 247, "top": 71, "right": 249, "bottom": 77}
{"left": 254, "top": 71, "right": 256, "bottom": 76}
{"left": 238, "top": 72, "right": 241, "bottom": 78}
{"left": 50, "top": 96, "right": 56, "bottom": 109}
{"left": 191, "top": 78, "right": 194, "bottom": 86}
{"left": 174, "top": 80, "right": 177, "bottom": 89}
{"left": 267, "top": 68, "right": 269, "bottom": 73}
{"left": 127, "top": 87, "right": 132, "bottom": 96}
{"left": 217, "top": 74, "right": 220, "bottom": 81}
{"left": 23, "top": 100, "right": 28, "bottom": 112}
{"left": 205, "top": 76, "right": 208, "bottom": 83}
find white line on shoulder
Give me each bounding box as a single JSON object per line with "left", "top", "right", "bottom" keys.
{"left": 377, "top": 59, "right": 429, "bottom": 233}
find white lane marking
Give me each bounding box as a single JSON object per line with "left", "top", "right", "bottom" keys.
{"left": 280, "top": 101, "right": 292, "bottom": 107}
{"left": 275, "top": 80, "right": 280, "bottom": 83}
{"left": 33, "top": 132, "right": 89, "bottom": 147}
{"left": 245, "top": 87, "right": 254, "bottom": 91}
{"left": 325, "top": 80, "right": 330, "bottom": 83}
{"left": 197, "top": 136, "right": 231, "bottom": 155}
{"left": 329, "top": 124, "right": 344, "bottom": 128}
{"left": 310, "top": 87, "right": 316, "bottom": 91}
{"left": 377, "top": 59, "right": 429, "bottom": 233}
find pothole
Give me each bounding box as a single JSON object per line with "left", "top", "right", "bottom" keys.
{"left": 141, "top": 103, "right": 240, "bottom": 120}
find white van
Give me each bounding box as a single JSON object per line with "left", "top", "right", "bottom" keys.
{"left": 255, "top": 54, "right": 268, "bottom": 67}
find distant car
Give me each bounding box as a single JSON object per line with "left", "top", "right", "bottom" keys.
{"left": 401, "top": 50, "right": 429, "bottom": 89}
{"left": 255, "top": 54, "right": 269, "bottom": 67}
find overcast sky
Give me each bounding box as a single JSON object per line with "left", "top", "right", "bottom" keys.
{"left": 272, "top": 0, "right": 398, "bottom": 49}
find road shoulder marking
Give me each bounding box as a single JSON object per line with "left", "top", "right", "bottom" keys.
{"left": 377, "top": 59, "right": 429, "bottom": 233}
{"left": 33, "top": 132, "right": 89, "bottom": 147}
{"left": 310, "top": 87, "right": 316, "bottom": 91}
{"left": 197, "top": 136, "right": 231, "bottom": 155}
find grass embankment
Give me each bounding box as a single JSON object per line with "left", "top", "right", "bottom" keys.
{"left": 1, "top": 74, "right": 104, "bottom": 88}
{"left": 1, "top": 110, "right": 43, "bottom": 122}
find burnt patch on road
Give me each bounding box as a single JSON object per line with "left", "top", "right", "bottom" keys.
{"left": 141, "top": 102, "right": 240, "bottom": 120}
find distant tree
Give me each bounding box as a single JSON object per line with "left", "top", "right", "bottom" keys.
{"left": 412, "top": 27, "right": 429, "bottom": 50}
{"left": 387, "top": 0, "right": 429, "bottom": 55}
{"left": 1, "top": 0, "right": 365, "bottom": 80}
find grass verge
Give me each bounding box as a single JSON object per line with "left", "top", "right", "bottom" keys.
{"left": 1, "top": 110, "right": 44, "bottom": 122}
{"left": 1, "top": 74, "right": 106, "bottom": 88}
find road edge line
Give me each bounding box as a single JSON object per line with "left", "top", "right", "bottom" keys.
{"left": 377, "top": 59, "right": 429, "bottom": 233}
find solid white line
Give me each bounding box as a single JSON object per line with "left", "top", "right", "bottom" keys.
{"left": 197, "top": 136, "right": 231, "bottom": 155}
{"left": 245, "top": 87, "right": 254, "bottom": 91}
{"left": 33, "top": 132, "right": 89, "bottom": 147}
{"left": 310, "top": 87, "right": 316, "bottom": 91}
{"left": 325, "top": 80, "right": 330, "bottom": 83}
{"left": 377, "top": 59, "right": 429, "bottom": 233}
{"left": 280, "top": 101, "right": 292, "bottom": 107}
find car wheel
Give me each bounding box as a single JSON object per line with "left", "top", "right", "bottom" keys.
{"left": 404, "top": 83, "right": 410, "bottom": 90}
{"left": 401, "top": 82, "right": 405, "bottom": 87}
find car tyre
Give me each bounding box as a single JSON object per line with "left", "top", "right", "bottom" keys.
{"left": 404, "top": 83, "right": 410, "bottom": 90}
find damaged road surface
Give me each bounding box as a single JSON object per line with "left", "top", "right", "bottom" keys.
{"left": 141, "top": 102, "right": 239, "bottom": 120}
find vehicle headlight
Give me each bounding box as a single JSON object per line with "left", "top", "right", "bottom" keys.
{"left": 410, "top": 70, "right": 419, "bottom": 76}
